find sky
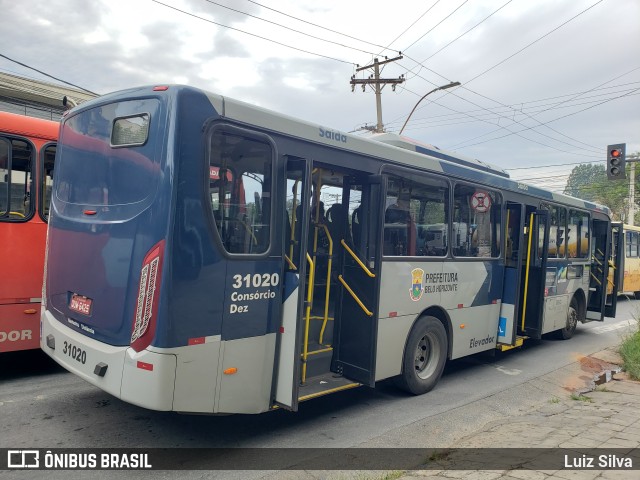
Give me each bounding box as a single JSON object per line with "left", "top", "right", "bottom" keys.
{"left": 1, "top": 0, "right": 639, "bottom": 194}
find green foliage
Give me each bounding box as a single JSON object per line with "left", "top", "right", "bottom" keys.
{"left": 619, "top": 317, "right": 640, "bottom": 380}
{"left": 563, "top": 161, "right": 637, "bottom": 221}
{"left": 570, "top": 393, "right": 594, "bottom": 402}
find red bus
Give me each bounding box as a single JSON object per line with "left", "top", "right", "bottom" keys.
{"left": 0, "top": 111, "right": 58, "bottom": 352}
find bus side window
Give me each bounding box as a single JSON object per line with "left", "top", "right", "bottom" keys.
{"left": 208, "top": 129, "right": 272, "bottom": 255}
{"left": 453, "top": 184, "right": 501, "bottom": 258}
{"left": 568, "top": 209, "right": 589, "bottom": 258}
{"left": 0, "top": 137, "right": 33, "bottom": 220}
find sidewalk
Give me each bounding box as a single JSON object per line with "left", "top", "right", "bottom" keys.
{"left": 400, "top": 348, "right": 640, "bottom": 479}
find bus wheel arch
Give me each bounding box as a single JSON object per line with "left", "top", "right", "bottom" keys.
{"left": 419, "top": 306, "right": 453, "bottom": 359}
{"left": 573, "top": 289, "right": 587, "bottom": 324}
{"left": 397, "top": 310, "right": 449, "bottom": 395}
{"left": 555, "top": 292, "right": 584, "bottom": 340}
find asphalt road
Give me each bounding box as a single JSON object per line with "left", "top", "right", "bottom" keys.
{"left": 1, "top": 297, "right": 638, "bottom": 479}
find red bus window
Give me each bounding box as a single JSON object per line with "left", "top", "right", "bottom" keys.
{"left": 1, "top": 137, "right": 34, "bottom": 221}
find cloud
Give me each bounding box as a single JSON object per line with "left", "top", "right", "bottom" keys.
{"left": 0, "top": 0, "right": 638, "bottom": 179}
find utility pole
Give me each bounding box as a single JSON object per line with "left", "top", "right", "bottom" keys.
{"left": 350, "top": 55, "right": 404, "bottom": 133}
{"left": 630, "top": 161, "right": 636, "bottom": 226}
{"left": 626, "top": 154, "right": 640, "bottom": 225}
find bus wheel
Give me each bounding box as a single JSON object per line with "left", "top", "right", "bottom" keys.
{"left": 398, "top": 316, "right": 447, "bottom": 395}
{"left": 556, "top": 298, "right": 579, "bottom": 340}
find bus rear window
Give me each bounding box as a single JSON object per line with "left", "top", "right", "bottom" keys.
{"left": 55, "top": 102, "right": 160, "bottom": 207}
{"left": 111, "top": 114, "right": 149, "bottom": 146}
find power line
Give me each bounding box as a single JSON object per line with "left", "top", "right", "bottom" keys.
{"left": 162, "top": 0, "right": 623, "bottom": 161}
{"left": 236, "top": 0, "right": 614, "bottom": 159}
{"left": 392, "top": 91, "right": 640, "bottom": 134}
{"left": 403, "top": 0, "right": 470, "bottom": 53}
{"left": 151, "top": 0, "right": 354, "bottom": 65}
{"left": 0, "top": 53, "right": 97, "bottom": 95}
{"left": 373, "top": 0, "right": 442, "bottom": 60}
{"left": 392, "top": 65, "right": 604, "bottom": 158}
{"left": 506, "top": 159, "right": 604, "bottom": 170}
{"left": 393, "top": 0, "right": 609, "bottom": 155}
{"left": 463, "top": 0, "right": 605, "bottom": 85}
{"left": 412, "top": 0, "right": 515, "bottom": 71}
{"left": 385, "top": 84, "right": 640, "bottom": 128}
{"left": 450, "top": 65, "right": 640, "bottom": 151}
{"left": 201, "top": 0, "right": 379, "bottom": 57}
{"left": 246, "top": 0, "right": 391, "bottom": 53}
{"left": 451, "top": 86, "right": 640, "bottom": 151}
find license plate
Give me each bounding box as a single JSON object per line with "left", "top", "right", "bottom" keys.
{"left": 69, "top": 294, "right": 92, "bottom": 316}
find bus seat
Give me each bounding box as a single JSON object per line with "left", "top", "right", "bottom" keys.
{"left": 326, "top": 203, "right": 350, "bottom": 276}
{"left": 351, "top": 205, "right": 362, "bottom": 248}
{"left": 326, "top": 203, "right": 350, "bottom": 245}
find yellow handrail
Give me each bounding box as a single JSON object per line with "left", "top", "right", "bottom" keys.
{"left": 521, "top": 213, "right": 535, "bottom": 331}
{"left": 341, "top": 239, "right": 375, "bottom": 278}
{"left": 284, "top": 254, "right": 297, "bottom": 271}
{"left": 319, "top": 224, "right": 333, "bottom": 345}
{"left": 301, "top": 253, "right": 315, "bottom": 384}
{"left": 338, "top": 274, "right": 373, "bottom": 317}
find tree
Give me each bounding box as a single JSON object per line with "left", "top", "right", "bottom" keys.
{"left": 563, "top": 163, "right": 632, "bottom": 221}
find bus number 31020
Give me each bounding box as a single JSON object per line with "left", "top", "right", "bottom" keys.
{"left": 63, "top": 340, "right": 87, "bottom": 365}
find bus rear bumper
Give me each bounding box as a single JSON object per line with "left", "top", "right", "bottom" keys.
{"left": 40, "top": 310, "right": 176, "bottom": 411}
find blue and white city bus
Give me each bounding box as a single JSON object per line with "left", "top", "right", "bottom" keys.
{"left": 41, "top": 85, "right": 622, "bottom": 414}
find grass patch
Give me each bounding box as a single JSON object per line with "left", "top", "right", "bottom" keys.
{"left": 549, "top": 397, "right": 561, "bottom": 403}
{"left": 595, "top": 385, "right": 612, "bottom": 392}
{"left": 570, "top": 393, "right": 594, "bottom": 402}
{"left": 619, "top": 321, "right": 640, "bottom": 380}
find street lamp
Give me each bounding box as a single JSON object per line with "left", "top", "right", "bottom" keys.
{"left": 399, "top": 81, "right": 461, "bottom": 135}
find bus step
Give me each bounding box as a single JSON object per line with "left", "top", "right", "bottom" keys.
{"left": 497, "top": 336, "right": 526, "bottom": 351}
{"left": 299, "top": 372, "right": 360, "bottom": 403}
{"left": 304, "top": 344, "right": 333, "bottom": 378}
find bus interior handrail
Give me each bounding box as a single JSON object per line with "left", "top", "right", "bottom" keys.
{"left": 338, "top": 274, "right": 373, "bottom": 317}
{"left": 340, "top": 239, "right": 375, "bottom": 278}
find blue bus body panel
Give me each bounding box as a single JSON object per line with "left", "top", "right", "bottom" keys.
{"left": 161, "top": 87, "right": 228, "bottom": 347}
{"left": 46, "top": 86, "right": 221, "bottom": 347}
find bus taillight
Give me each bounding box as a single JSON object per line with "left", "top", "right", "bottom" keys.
{"left": 130, "top": 240, "right": 165, "bottom": 352}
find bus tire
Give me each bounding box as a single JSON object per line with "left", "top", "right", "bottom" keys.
{"left": 398, "top": 316, "right": 447, "bottom": 395}
{"left": 634, "top": 291, "right": 640, "bottom": 300}
{"left": 556, "top": 298, "right": 579, "bottom": 340}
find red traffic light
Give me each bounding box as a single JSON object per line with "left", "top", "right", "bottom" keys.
{"left": 607, "top": 143, "right": 626, "bottom": 180}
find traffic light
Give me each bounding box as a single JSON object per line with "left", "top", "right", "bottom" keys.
{"left": 606, "top": 143, "right": 626, "bottom": 180}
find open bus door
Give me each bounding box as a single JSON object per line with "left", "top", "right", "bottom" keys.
{"left": 499, "top": 204, "right": 550, "bottom": 344}
{"left": 521, "top": 209, "right": 550, "bottom": 338}
{"left": 275, "top": 156, "right": 312, "bottom": 411}
{"left": 332, "top": 175, "right": 383, "bottom": 387}
{"left": 498, "top": 202, "right": 525, "bottom": 346}
{"left": 586, "top": 218, "right": 613, "bottom": 321}
{"left": 276, "top": 162, "right": 382, "bottom": 409}
{"left": 605, "top": 222, "right": 623, "bottom": 317}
